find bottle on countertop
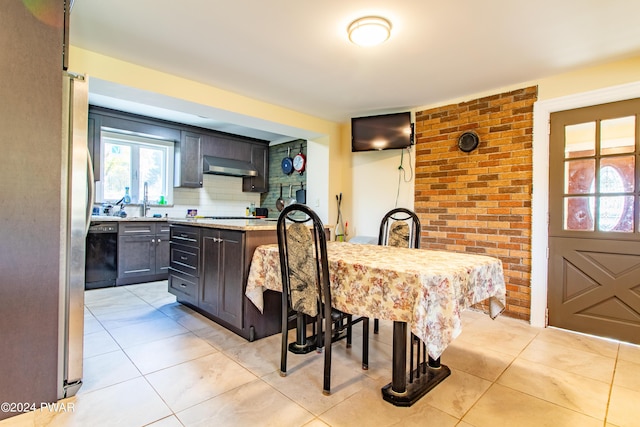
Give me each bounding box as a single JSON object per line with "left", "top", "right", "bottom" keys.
{"left": 123, "top": 187, "right": 131, "bottom": 204}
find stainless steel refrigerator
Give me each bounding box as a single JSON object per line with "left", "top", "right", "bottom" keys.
{"left": 58, "top": 71, "right": 91, "bottom": 398}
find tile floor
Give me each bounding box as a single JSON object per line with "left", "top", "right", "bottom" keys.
{"left": 2, "top": 280, "right": 639, "bottom": 427}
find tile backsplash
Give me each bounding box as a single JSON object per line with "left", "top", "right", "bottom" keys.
{"left": 116, "top": 174, "right": 262, "bottom": 218}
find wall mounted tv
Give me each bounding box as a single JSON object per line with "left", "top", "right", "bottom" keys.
{"left": 351, "top": 112, "right": 413, "bottom": 152}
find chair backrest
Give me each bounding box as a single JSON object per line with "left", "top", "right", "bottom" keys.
{"left": 378, "top": 208, "right": 421, "bottom": 249}
{"left": 277, "top": 203, "right": 331, "bottom": 319}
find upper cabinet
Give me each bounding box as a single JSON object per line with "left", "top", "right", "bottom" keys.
{"left": 175, "top": 131, "right": 203, "bottom": 188}
{"left": 88, "top": 106, "right": 270, "bottom": 192}
{"left": 242, "top": 143, "right": 269, "bottom": 193}
{"left": 87, "top": 113, "right": 101, "bottom": 179}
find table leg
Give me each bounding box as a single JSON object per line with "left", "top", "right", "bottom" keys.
{"left": 381, "top": 321, "right": 451, "bottom": 406}
{"left": 288, "top": 313, "right": 317, "bottom": 354}
{"left": 287, "top": 311, "right": 350, "bottom": 354}
{"left": 391, "top": 321, "right": 407, "bottom": 393}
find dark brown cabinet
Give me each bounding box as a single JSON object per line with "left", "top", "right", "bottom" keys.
{"left": 87, "top": 113, "right": 101, "bottom": 179}
{"left": 117, "top": 222, "right": 170, "bottom": 285}
{"left": 168, "top": 224, "right": 282, "bottom": 341}
{"left": 200, "top": 229, "right": 244, "bottom": 329}
{"left": 175, "top": 131, "right": 203, "bottom": 188}
{"left": 155, "top": 224, "right": 170, "bottom": 273}
{"left": 87, "top": 107, "right": 269, "bottom": 192}
{"left": 203, "top": 134, "right": 251, "bottom": 160}
{"left": 242, "top": 143, "right": 269, "bottom": 193}
{"left": 168, "top": 225, "right": 201, "bottom": 306}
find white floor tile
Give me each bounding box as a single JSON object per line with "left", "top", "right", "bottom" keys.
{"left": 2, "top": 281, "right": 631, "bottom": 427}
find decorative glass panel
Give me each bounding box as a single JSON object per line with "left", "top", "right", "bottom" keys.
{"left": 565, "top": 159, "right": 595, "bottom": 194}
{"left": 564, "top": 197, "right": 594, "bottom": 231}
{"left": 598, "top": 196, "right": 634, "bottom": 232}
{"left": 565, "top": 122, "right": 595, "bottom": 158}
{"left": 601, "top": 116, "right": 635, "bottom": 155}
{"left": 599, "top": 159, "right": 634, "bottom": 193}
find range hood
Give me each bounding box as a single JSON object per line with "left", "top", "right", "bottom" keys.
{"left": 203, "top": 156, "right": 258, "bottom": 177}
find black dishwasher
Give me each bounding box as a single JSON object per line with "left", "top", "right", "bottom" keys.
{"left": 85, "top": 222, "right": 118, "bottom": 290}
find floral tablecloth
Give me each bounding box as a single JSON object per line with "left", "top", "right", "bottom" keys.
{"left": 246, "top": 241, "right": 506, "bottom": 359}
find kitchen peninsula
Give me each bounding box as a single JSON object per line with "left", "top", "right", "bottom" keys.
{"left": 167, "top": 218, "right": 283, "bottom": 341}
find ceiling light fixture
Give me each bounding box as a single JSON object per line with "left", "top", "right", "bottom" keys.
{"left": 348, "top": 16, "right": 391, "bottom": 47}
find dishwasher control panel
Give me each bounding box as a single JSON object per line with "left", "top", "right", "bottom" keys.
{"left": 88, "top": 223, "right": 118, "bottom": 233}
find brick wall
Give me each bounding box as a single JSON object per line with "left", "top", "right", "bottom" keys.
{"left": 414, "top": 86, "right": 537, "bottom": 320}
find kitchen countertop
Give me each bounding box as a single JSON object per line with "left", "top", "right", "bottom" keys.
{"left": 169, "top": 218, "right": 279, "bottom": 231}
{"left": 90, "top": 215, "right": 169, "bottom": 222}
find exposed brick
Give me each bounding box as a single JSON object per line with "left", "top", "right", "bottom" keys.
{"left": 415, "top": 86, "right": 536, "bottom": 322}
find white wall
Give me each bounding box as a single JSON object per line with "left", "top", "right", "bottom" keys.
{"left": 350, "top": 146, "right": 416, "bottom": 238}
{"left": 305, "top": 139, "right": 330, "bottom": 224}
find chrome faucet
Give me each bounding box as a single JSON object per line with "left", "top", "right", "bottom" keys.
{"left": 142, "top": 181, "right": 150, "bottom": 217}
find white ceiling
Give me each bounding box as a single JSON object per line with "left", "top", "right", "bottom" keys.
{"left": 70, "top": 0, "right": 640, "bottom": 141}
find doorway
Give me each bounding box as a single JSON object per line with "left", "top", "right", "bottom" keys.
{"left": 547, "top": 98, "right": 640, "bottom": 344}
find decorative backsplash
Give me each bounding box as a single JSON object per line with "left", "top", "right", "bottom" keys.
{"left": 115, "top": 173, "right": 261, "bottom": 218}
{"left": 261, "top": 139, "right": 307, "bottom": 218}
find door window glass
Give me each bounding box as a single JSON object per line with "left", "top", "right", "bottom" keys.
{"left": 565, "top": 122, "right": 595, "bottom": 158}
{"left": 601, "top": 116, "right": 635, "bottom": 155}
{"left": 562, "top": 117, "right": 637, "bottom": 233}
{"left": 564, "top": 197, "right": 594, "bottom": 231}
{"left": 564, "top": 159, "right": 595, "bottom": 194}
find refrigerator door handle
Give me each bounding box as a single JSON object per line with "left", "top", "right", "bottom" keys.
{"left": 85, "top": 147, "right": 94, "bottom": 234}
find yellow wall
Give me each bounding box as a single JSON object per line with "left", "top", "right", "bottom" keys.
{"left": 538, "top": 56, "right": 640, "bottom": 101}
{"left": 70, "top": 46, "right": 639, "bottom": 236}
{"left": 69, "top": 46, "right": 345, "bottom": 225}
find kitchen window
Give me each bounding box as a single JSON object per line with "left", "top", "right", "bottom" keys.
{"left": 97, "top": 131, "right": 174, "bottom": 205}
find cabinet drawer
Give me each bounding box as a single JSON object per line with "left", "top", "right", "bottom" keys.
{"left": 119, "top": 222, "right": 154, "bottom": 235}
{"left": 170, "top": 226, "right": 200, "bottom": 246}
{"left": 168, "top": 271, "right": 198, "bottom": 306}
{"left": 156, "top": 223, "right": 171, "bottom": 234}
{"left": 170, "top": 243, "right": 199, "bottom": 275}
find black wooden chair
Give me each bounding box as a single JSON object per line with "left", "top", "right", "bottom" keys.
{"left": 277, "top": 203, "right": 369, "bottom": 395}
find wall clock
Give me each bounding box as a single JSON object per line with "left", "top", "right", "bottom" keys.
{"left": 293, "top": 144, "right": 306, "bottom": 174}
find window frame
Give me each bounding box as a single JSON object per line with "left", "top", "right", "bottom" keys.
{"left": 97, "top": 130, "right": 174, "bottom": 205}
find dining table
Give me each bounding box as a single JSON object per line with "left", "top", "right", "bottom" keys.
{"left": 245, "top": 241, "right": 506, "bottom": 406}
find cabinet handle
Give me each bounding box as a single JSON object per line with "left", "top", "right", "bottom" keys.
{"left": 157, "top": 239, "right": 161, "bottom": 243}
{"left": 180, "top": 256, "right": 188, "bottom": 261}
{"left": 179, "top": 283, "right": 187, "bottom": 288}
{"left": 151, "top": 239, "right": 155, "bottom": 243}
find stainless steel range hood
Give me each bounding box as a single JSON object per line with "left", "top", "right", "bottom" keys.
{"left": 203, "top": 156, "right": 258, "bottom": 177}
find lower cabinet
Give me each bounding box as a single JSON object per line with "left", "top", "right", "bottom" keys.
{"left": 168, "top": 225, "right": 200, "bottom": 305}
{"left": 117, "top": 222, "right": 170, "bottom": 286}
{"left": 168, "top": 224, "right": 282, "bottom": 341}
{"left": 200, "top": 229, "right": 244, "bottom": 329}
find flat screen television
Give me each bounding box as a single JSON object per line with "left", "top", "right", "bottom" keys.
{"left": 351, "top": 112, "right": 413, "bottom": 152}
